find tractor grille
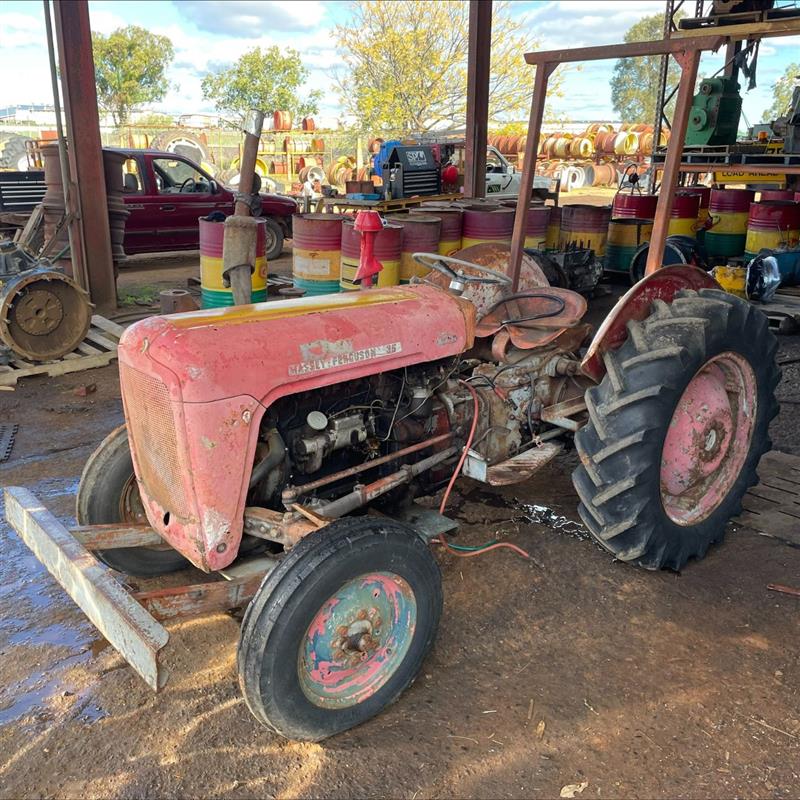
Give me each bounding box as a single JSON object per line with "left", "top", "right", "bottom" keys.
{"left": 119, "top": 362, "right": 190, "bottom": 520}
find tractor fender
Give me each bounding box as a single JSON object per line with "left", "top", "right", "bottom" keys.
{"left": 581, "top": 265, "right": 719, "bottom": 383}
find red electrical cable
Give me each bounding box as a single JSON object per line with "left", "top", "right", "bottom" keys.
{"left": 437, "top": 379, "right": 530, "bottom": 560}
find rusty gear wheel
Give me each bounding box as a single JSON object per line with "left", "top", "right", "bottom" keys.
{"left": 0, "top": 270, "right": 92, "bottom": 361}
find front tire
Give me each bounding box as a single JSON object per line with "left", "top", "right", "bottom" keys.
{"left": 76, "top": 425, "right": 190, "bottom": 577}
{"left": 572, "top": 289, "right": 780, "bottom": 570}
{"left": 238, "top": 517, "right": 442, "bottom": 741}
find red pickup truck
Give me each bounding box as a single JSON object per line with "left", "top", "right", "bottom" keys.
{"left": 114, "top": 148, "right": 297, "bottom": 260}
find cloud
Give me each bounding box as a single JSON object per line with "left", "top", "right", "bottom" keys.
{"left": 172, "top": 0, "right": 328, "bottom": 37}
{"left": 0, "top": 10, "right": 44, "bottom": 48}
{"left": 88, "top": 8, "right": 127, "bottom": 34}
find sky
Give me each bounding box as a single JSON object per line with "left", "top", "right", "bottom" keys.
{"left": 0, "top": 0, "right": 798, "bottom": 129}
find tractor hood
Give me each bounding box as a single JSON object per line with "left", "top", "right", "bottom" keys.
{"left": 117, "top": 285, "right": 475, "bottom": 571}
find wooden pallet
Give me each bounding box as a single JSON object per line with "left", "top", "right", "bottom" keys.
{"left": 0, "top": 315, "right": 124, "bottom": 388}
{"left": 737, "top": 450, "right": 800, "bottom": 548}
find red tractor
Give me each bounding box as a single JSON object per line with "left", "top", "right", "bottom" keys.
{"left": 6, "top": 244, "right": 778, "bottom": 741}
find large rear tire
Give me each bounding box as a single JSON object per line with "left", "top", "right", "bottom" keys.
{"left": 238, "top": 517, "right": 442, "bottom": 741}
{"left": 572, "top": 288, "right": 780, "bottom": 570}
{"left": 76, "top": 425, "right": 190, "bottom": 577}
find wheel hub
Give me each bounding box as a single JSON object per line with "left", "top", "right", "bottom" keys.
{"left": 661, "top": 351, "right": 756, "bottom": 525}
{"left": 14, "top": 290, "right": 64, "bottom": 335}
{"left": 299, "top": 572, "right": 416, "bottom": 709}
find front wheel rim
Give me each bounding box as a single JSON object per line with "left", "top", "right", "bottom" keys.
{"left": 298, "top": 572, "right": 417, "bottom": 709}
{"left": 660, "top": 350, "right": 757, "bottom": 525}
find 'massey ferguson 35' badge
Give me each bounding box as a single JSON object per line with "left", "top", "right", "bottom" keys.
{"left": 288, "top": 342, "right": 402, "bottom": 376}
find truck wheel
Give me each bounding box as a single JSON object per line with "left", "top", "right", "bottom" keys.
{"left": 238, "top": 517, "right": 442, "bottom": 741}
{"left": 76, "top": 425, "right": 190, "bottom": 577}
{"left": 572, "top": 289, "right": 780, "bottom": 570}
{"left": 263, "top": 217, "right": 284, "bottom": 261}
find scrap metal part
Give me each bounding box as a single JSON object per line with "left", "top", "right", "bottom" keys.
{"left": 0, "top": 423, "right": 18, "bottom": 462}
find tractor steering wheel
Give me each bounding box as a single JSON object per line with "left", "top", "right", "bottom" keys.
{"left": 412, "top": 253, "right": 512, "bottom": 291}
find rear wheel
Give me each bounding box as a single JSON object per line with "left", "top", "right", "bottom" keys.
{"left": 238, "top": 517, "right": 442, "bottom": 741}
{"left": 76, "top": 425, "right": 190, "bottom": 577}
{"left": 263, "top": 217, "right": 284, "bottom": 261}
{"left": 572, "top": 289, "right": 780, "bottom": 570}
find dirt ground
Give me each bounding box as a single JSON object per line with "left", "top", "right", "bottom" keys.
{"left": 1, "top": 250, "right": 800, "bottom": 799}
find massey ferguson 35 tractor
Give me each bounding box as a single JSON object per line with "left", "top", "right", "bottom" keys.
{"left": 4, "top": 240, "right": 779, "bottom": 741}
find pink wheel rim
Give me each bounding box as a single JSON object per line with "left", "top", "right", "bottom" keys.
{"left": 661, "top": 351, "right": 756, "bottom": 526}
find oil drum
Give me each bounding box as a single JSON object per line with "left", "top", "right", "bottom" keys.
{"left": 461, "top": 207, "right": 514, "bottom": 249}
{"left": 560, "top": 204, "right": 611, "bottom": 256}
{"left": 605, "top": 218, "right": 653, "bottom": 275}
{"left": 292, "top": 213, "right": 345, "bottom": 296}
{"left": 705, "top": 189, "right": 754, "bottom": 260}
{"left": 523, "top": 205, "right": 551, "bottom": 249}
{"left": 678, "top": 185, "right": 711, "bottom": 243}
{"left": 612, "top": 193, "right": 658, "bottom": 220}
{"left": 386, "top": 214, "right": 441, "bottom": 282}
{"left": 545, "top": 206, "right": 562, "bottom": 249}
{"left": 667, "top": 192, "right": 701, "bottom": 238}
{"left": 199, "top": 217, "right": 267, "bottom": 308}
{"left": 744, "top": 200, "right": 800, "bottom": 260}
{"left": 759, "top": 189, "right": 795, "bottom": 202}
{"left": 413, "top": 204, "right": 463, "bottom": 255}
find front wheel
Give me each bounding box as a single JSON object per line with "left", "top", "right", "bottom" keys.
{"left": 76, "top": 425, "right": 190, "bottom": 577}
{"left": 572, "top": 288, "right": 780, "bottom": 570}
{"left": 238, "top": 518, "right": 442, "bottom": 741}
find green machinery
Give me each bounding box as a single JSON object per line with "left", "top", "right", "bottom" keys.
{"left": 685, "top": 77, "right": 743, "bottom": 147}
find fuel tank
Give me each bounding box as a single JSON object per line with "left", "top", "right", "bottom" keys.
{"left": 118, "top": 285, "right": 474, "bottom": 571}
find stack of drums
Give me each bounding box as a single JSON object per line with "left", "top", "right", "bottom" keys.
{"left": 386, "top": 214, "right": 441, "bottom": 282}
{"left": 679, "top": 185, "right": 711, "bottom": 243}
{"left": 524, "top": 205, "right": 551, "bottom": 249}
{"left": 744, "top": 201, "right": 800, "bottom": 261}
{"left": 292, "top": 213, "right": 345, "bottom": 296}
{"left": 667, "top": 192, "right": 701, "bottom": 238}
{"left": 605, "top": 218, "right": 653, "bottom": 275}
{"left": 413, "top": 204, "right": 463, "bottom": 255}
{"left": 199, "top": 217, "right": 267, "bottom": 308}
{"left": 560, "top": 204, "right": 612, "bottom": 256}
{"left": 545, "top": 206, "right": 562, "bottom": 249}
{"left": 705, "top": 189, "right": 754, "bottom": 260}
{"left": 611, "top": 192, "right": 658, "bottom": 220}
{"left": 340, "top": 219, "right": 402, "bottom": 290}
{"left": 461, "top": 207, "right": 514, "bottom": 248}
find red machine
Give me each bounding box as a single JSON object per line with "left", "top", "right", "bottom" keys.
{"left": 4, "top": 239, "right": 778, "bottom": 741}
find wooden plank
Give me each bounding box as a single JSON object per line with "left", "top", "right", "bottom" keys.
{"left": 84, "top": 329, "right": 119, "bottom": 351}
{"left": 747, "top": 483, "right": 800, "bottom": 507}
{"left": 759, "top": 475, "right": 800, "bottom": 495}
{"left": 76, "top": 341, "right": 103, "bottom": 356}
{"left": 90, "top": 315, "right": 126, "bottom": 338}
{"left": 738, "top": 511, "right": 800, "bottom": 546}
{"left": 742, "top": 493, "right": 800, "bottom": 517}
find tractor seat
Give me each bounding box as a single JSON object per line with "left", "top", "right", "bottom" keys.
{"left": 475, "top": 289, "right": 588, "bottom": 352}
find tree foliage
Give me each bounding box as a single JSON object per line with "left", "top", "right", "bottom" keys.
{"left": 201, "top": 47, "right": 322, "bottom": 125}
{"left": 610, "top": 12, "right": 684, "bottom": 124}
{"left": 334, "top": 1, "right": 563, "bottom": 134}
{"left": 92, "top": 26, "right": 174, "bottom": 126}
{"left": 762, "top": 61, "right": 800, "bottom": 122}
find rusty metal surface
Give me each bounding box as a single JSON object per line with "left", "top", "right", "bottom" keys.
{"left": 540, "top": 396, "right": 588, "bottom": 432}
{"left": 485, "top": 442, "right": 563, "bottom": 486}
{"left": 3, "top": 486, "right": 169, "bottom": 690}
{"left": 53, "top": 0, "right": 116, "bottom": 313}
{"left": 134, "top": 571, "right": 268, "bottom": 622}
{"left": 71, "top": 523, "right": 165, "bottom": 550}
{"left": 464, "top": 0, "right": 492, "bottom": 198}
{"left": 645, "top": 48, "right": 702, "bottom": 277}
{"left": 581, "top": 265, "right": 718, "bottom": 383}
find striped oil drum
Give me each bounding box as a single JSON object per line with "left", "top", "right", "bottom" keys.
{"left": 524, "top": 205, "right": 551, "bottom": 249}
{"left": 744, "top": 201, "right": 800, "bottom": 260}
{"left": 560, "top": 204, "right": 611, "bottom": 256}
{"left": 612, "top": 193, "right": 658, "bottom": 220}
{"left": 679, "top": 185, "right": 711, "bottom": 242}
{"left": 667, "top": 192, "right": 701, "bottom": 238}
{"left": 199, "top": 217, "right": 267, "bottom": 308}
{"left": 292, "top": 213, "right": 345, "bottom": 296}
{"left": 386, "top": 214, "right": 441, "bottom": 282}
{"left": 605, "top": 217, "right": 653, "bottom": 275}
{"left": 340, "top": 220, "right": 402, "bottom": 290}
{"left": 412, "top": 204, "right": 463, "bottom": 255}
{"left": 545, "top": 205, "right": 562, "bottom": 249}
{"left": 461, "top": 207, "right": 514, "bottom": 249}
{"left": 759, "top": 189, "right": 795, "bottom": 202}
{"left": 705, "top": 189, "right": 754, "bottom": 260}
